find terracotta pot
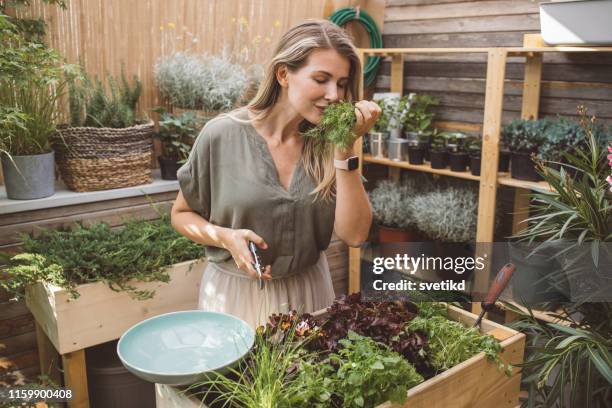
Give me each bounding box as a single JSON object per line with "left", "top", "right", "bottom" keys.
{"left": 378, "top": 225, "right": 420, "bottom": 243}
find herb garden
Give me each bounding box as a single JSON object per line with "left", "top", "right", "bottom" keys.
{"left": 1, "top": 1, "right": 612, "bottom": 408}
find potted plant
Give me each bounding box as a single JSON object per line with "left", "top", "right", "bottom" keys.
{"left": 407, "top": 133, "right": 430, "bottom": 165}
{"left": 385, "top": 95, "right": 408, "bottom": 139}
{"left": 467, "top": 137, "right": 482, "bottom": 176}
{"left": 444, "top": 132, "right": 469, "bottom": 172}
{"left": 501, "top": 118, "right": 550, "bottom": 181}
{"left": 0, "top": 15, "right": 78, "bottom": 199}
{"left": 52, "top": 66, "right": 154, "bottom": 192}
{"left": 154, "top": 51, "right": 247, "bottom": 121}
{"left": 429, "top": 132, "right": 448, "bottom": 169}
{"left": 402, "top": 94, "right": 438, "bottom": 161}
{"left": 368, "top": 99, "right": 391, "bottom": 158}
{"left": 369, "top": 179, "right": 422, "bottom": 242}
{"left": 153, "top": 107, "right": 200, "bottom": 180}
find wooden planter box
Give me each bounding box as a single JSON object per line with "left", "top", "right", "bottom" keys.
{"left": 155, "top": 304, "right": 525, "bottom": 408}
{"left": 25, "top": 259, "right": 206, "bottom": 354}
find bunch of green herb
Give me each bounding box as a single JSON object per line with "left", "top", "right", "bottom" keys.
{"left": 406, "top": 313, "right": 507, "bottom": 374}
{"left": 153, "top": 107, "right": 200, "bottom": 163}
{"left": 303, "top": 101, "right": 357, "bottom": 152}
{"left": 328, "top": 330, "right": 424, "bottom": 408}
{"left": 0, "top": 212, "right": 202, "bottom": 301}
{"left": 69, "top": 64, "right": 143, "bottom": 128}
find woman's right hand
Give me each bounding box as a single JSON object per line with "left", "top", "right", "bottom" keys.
{"left": 220, "top": 228, "right": 272, "bottom": 281}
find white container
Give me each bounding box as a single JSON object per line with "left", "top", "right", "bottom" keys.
{"left": 539, "top": 0, "right": 612, "bottom": 46}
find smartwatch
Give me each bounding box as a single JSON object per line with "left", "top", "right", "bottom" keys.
{"left": 334, "top": 156, "right": 359, "bottom": 171}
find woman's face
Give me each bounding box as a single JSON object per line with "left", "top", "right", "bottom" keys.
{"left": 282, "top": 48, "right": 351, "bottom": 124}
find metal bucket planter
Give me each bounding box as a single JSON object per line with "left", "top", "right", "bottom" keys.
{"left": 369, "top": 132, "right": 389, "bottom": 158}
{"left": 1, "top": 151, "right": 55, "bottom": 200}
{"left": 388, "top": 139, "right": 409, "bottom": 161}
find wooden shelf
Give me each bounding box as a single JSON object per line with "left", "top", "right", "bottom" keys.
{"left": 498, "top": 175, "right": 552, "bottom": 192}
{"left": 363, "top": 154, "right": 480, "bottom": 181}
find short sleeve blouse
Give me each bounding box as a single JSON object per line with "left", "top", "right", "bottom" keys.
{"left": 177, "top": 108, "right": 336, "bottom": 278}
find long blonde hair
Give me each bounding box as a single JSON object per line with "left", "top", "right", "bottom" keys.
{"left": 247, "top": 19, "right": 361, "bottom": 202}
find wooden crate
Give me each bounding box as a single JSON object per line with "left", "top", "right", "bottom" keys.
{"left": 155, "top": 304, "right": 525, "bottom": 408}
{"left": 25, "top": 259, "right": 206, "bottom": 355}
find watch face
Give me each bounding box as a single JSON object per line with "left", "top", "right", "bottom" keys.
{"left": 347, "top": 156, "right": 359, "bottom": 171}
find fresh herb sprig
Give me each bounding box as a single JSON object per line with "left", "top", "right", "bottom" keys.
{"left": 303, "top": 102, "right": 357, "bottom": 152}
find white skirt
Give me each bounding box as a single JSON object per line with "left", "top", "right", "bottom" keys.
{"left": 197, "top": 251, "right": 336, "bottom": 329}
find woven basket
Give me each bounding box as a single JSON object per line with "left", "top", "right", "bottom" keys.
{"left": 52, "top": 121, "right": 154, "bottom": 192}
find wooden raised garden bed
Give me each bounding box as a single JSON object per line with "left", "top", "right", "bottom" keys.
{"left": 155, "top": 304, "right": 525, "bottom": 408}
{"left": 26, "top": 259, "right": 206, "bottom": 355}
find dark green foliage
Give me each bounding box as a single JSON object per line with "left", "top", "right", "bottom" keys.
{"left": 402, "top": 94, "right": 439, "bottom": 135}
{"left": 501, "top": 118, "right": 551, "bottom": 153}
{"left": 69, "top": 64, "right": 143, "bottom": 128}
{"left": 430, "top": 132, "right": 447, "bottom": 152}
{"left": 372, "top": 99, "right": 390, "bottom": 133}
{"left": 303, "top": 101, "right": 357, "bottom": 152}
{"left": 153, "top": 107, "right": 200, "bottom": 163}
{"left": 1, "top": 212, "right": 203, "bottom": 301}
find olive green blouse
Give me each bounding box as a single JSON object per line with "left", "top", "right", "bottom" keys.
{"left": 177, "top": 108, "right": 336, "bottom": 278}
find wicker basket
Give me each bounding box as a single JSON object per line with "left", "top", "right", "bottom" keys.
{"left": 52, "top": 121, "right": 154, "bottom": 192}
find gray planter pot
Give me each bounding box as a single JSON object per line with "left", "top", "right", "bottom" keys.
{"left": 1, "top": 151, "right": 55, "bottom": 200}
{"left": 369, "top": 131, "right": 388, "bottom": 158}
{"left": 387, "top": 139, "right": 409, "bottom": 161}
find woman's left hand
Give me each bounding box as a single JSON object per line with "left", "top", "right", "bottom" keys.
{"left": 352, "top": 100, "right": 382, "bottom": 137}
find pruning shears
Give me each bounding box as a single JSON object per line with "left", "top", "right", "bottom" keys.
{"left": 248, "top": 241, "right": 265, "bottom": 290}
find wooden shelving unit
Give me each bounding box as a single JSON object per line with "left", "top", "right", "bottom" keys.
{"left": 351, "top": 34, "right": 612, "bottom": 318}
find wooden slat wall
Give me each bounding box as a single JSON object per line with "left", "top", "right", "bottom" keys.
{"left": 377, "top": 0, "right": 612, "bottom": 128}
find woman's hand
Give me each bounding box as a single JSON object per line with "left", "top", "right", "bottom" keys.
{"left": 220, "top": 228, "right": 272, "bottom": 281}
{"left": 353, "top": 100, "right": 382, "bottom": 137}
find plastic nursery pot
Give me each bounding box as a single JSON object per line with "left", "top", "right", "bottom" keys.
{"left": 429, "top": 150, "right": 448, "bottom": 169}
{"left": 407, "top": 143, "right": 425, "bottom": 165}
{"left": 470, "top": 154, "right": 481, "bottom": 176}
{"left": 510, "top": 151, "right": 542, "bottom": 181}
{"left": 449, "top": 152, "right": 469, "bottom": 172}
{"left": 158, "top": 156, "right": 181, "bottom": 180}
{"left": 499, "top": 150, "right": 511, "bottom": 172}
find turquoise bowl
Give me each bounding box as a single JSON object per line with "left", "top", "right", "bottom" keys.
{"left": 117, "top": 311, "right": 254, "bottom": 386}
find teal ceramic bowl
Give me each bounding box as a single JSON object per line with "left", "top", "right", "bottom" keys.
{"left": 117, "top": 311, "right": 255, "bottom": 386}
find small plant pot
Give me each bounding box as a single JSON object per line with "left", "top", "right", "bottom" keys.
{"left": 407, "top": 145, "right": 425, "bottom": 165}
{"left": 387, "top": 139, "right": 409, "bottom": 161}
{"left": 449, "top": 152, "right": 469, "bottom": 172}
{"left": 429, "top": 150, "right": 448, "bottom": 169}
{"left": 369, "top": 132, "right": 388, "bottom": 158}
{"left": 499, "top": 150, "right": 511, "bottom": 172}
{"left": 158, "top": 156, "right": 181, "bottom": 180}
{"left": 1, "top": 151, "right": 55, "bottom": 200}
{"left": 470, "top": 154, "right": 481, "bottom": 176}
{"left": 510, "top": 152, "right": 542, "bottom": 181}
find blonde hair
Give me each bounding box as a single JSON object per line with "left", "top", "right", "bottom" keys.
{"left": 245, "top": 19, "right": 361, "bottom": 202}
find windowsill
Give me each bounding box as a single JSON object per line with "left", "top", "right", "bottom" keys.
{"left": 0, "top": 169, "right": 179, "bottom": 215}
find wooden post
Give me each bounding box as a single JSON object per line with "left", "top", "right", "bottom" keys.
{"left": 35, "top": 322, "right": 62, "bottom": 387}
{"left": 62, "top": 350, "right": 89, "bottom": 408}
{"left": 472, "top": 49, "right": 507, "bottom": 316}
{"left": 348, "top": 49, "right": 367, "bottom": 295}
{"left": 388, "top": 53, "right": 404, "bottom": 182}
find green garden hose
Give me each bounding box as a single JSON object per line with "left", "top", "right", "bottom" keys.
{"left": 328, "top": 7, "right": 383, "bottom": 88}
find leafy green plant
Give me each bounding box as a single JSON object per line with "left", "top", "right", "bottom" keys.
{"left": 328, "top": 330, "right": 424, "bottom": 408}
{"left": 0, "top": 14, "right": 79, "bottom": 156}
{"left": 153, "top": 107, "right": 200, "bottom": 163}
{"left": 0, "top": 0, "right": 67, "bottom": 42}
{"left": 154, "top": 51, "right": 247, "bottom": 112}
{"left": 68, "top": 65, "right": 143, "bottom": 128}
{"left": 371, "top": 99, "right": 390, "bottom": 133}
{"left": 441, "top": 131, "right": 469, "bottom": 153}
{"left": 303, "top": 101, "right": 357, "bottom": 152}
{"left": 501, "top": 118, "right": 551, "bottom": 153}
{"left": 465, "top": 136, "right": 482, "bottom": 156}
{"left": 406, "top": 306, "right": 508, "bottom": 374}
{"left": 0, "top": 212, "right": 203, "bottom": 301}
{"left": 402, "top": 94, "right": 439, "bottom": 135}
{"left": 429, "top": 132, "right": 447, "bottom": 152}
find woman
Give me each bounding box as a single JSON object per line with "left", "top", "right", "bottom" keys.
{"left": 171, "top": 19, "right": 379, "bottom": 328}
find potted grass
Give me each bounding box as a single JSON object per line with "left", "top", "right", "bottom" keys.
{"left": 0, "top": 16, "right": 78, "bottom": 199}
{"left": 369, "top": 179, "right": 423, "bottom": 242}
{"left": 52, "top": 66, "right": 154, "bottom": 192}
{"left": 154, "top": 51, "right": 247, "bottom": 122}
{"left": 153, "top": 107, "right": 200, "bottom": 180}
{"left": 1, "top": 214, "right": 205, "bottom": 354}
{"left": 368, "top": 99, "right": 391, "bottom": 158}
{"left": 501, "top": 118, "right": 550, "bottom": 181}
{"left": 429, "top": 132, "right": 448, "bottom": 169}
